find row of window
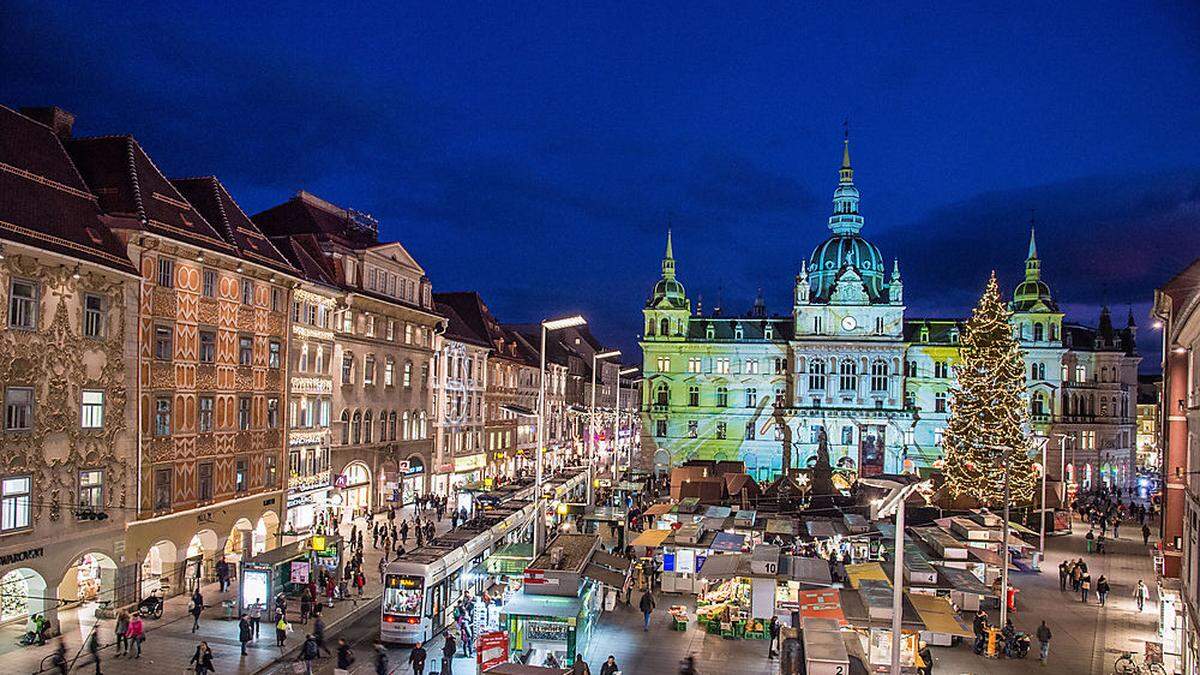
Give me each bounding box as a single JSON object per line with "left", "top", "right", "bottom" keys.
{"left": 7, "top": 278, "right": 107, "bottom": 336}
{"left": 4, "top": 388, "right": 108, "bottom": 431}
{"left": 152, "top": 456, "right": 271, "bottom": 511}
{"left": 339, "top": 309, "right": 429, "bottom": 347}
{"left": 158, "top": 258, "right": 284, "bottom": 311}
{"left": 1, "top": 472, "right": 105, "bottom": 532}
{"left": 338, "top": 409, "right": 429, "bottom": 445}
{"left": 153, "top": 395, "right": 281, "bottom": 436}
{"left": 341, "top": 353, "right": 419, "bottom": 387}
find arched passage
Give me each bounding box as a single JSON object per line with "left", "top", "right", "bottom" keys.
{"left": 0, "top": 567, "right": 47, "bottom": 623}
{"left": 225, "top": 518, "right": 255, "bottom": 562}
{"left": 652, "top": 449, "right": 671, "bottom": 475}
{"left": 183, "top": 530, "right": 220, "bottom": 593}
{"left": 255, "top": 511, "right": 280, "bottom": 556}
{"left": 340, "top": 461, "right": 373, "bottom": 526}
{"left": 58, "top": 551, "right": 118, "bottom": 605}
{"left": 142, "top": 540, "right": 178, "bottom": 597}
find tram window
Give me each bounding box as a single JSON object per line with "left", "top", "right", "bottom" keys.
{"left": 382, "top": 575, "right": 423, "bottom": 617}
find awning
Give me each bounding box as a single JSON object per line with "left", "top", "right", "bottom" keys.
{"left": 500, "top": 593, "right": 583, "bottom": 619}
{"left": 806, "top": 520, "right": 839, "bottom": 538}
{"left": 583, "top": 563, "right": 627, "bottom": 589}
{"left": 934, "top": 564, "right": 996, "bottom": 597}
{"left": 907, "top": 593, "right": 973, "bottom": 637}
{"left": 630, "top": 529, "right": 671, "bottom": 549}
{"left": 591, "top": 549, "right": 631, "bottom": 572}
{"left": 766, "top": 519, "right": 796, "bottom": 536}
{"left": 501, "top": 404, "right": 536, "bottom": 417}
{"left": 711, "top": 532, "right": 746, "bottom": 552}
{"left": 782, "top": 556, "right": 833, "bottom": 586}
{"left": 845, "top": 562, "right": 889, "bottom": 589}
{"left": 698, "top": 553, "right": 749, "bottom": 580}
{"left": 643, "top": 503, "right": 674, "bottom": 517}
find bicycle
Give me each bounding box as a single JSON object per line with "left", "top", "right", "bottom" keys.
{"left": 1114, "top": 651, "right": 1166, "bottom": 675}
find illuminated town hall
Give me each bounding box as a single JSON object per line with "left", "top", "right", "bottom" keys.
{"left": 639, "top": 139, "right": 1140, "bottom": 489}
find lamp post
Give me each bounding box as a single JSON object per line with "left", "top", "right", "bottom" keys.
{"left": 589, "top": 350, "right": 621, "bottom": 506}
{"left": 862, "top": 477, "right": 929, "bottom": 675}
{"left": 613, "top": 368, "right": 641, "bottom": 485}
{"left": 973, "top": 442, "right": 1022, "bottom": 627}
{"left": 535, "top": 315, "right": 587, "bottom": 557}
{"left": 1034, "top": 434, "right": 1050, "bottom": 567}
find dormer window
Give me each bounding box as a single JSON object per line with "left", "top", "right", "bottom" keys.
{"left": 764, "top": 324, "right": 774, "bottom": 340}
{"left": 705, "top": 324, "right": 715, "bottom": 340}
{"left": 949, "top": 328, "right": 959, "bottom": 344}
{"left": 734, "top": 323, "right": 743, "bottom": 340}
{"left": 919, "top": 326, "right": 929, "bottom": 342}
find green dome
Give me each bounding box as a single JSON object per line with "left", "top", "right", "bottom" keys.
{"left": 650, "top": 277, "right": 688, "bottom": 308}
{"left": 1012, "top": 279, "right": 1058, "bottom": 312}
{"left": 808, "top": 234, "right": 886, "bottom": 302}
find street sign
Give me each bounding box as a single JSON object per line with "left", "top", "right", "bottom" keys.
{"left": 477, "top": 630, "right": 509, "bottom": 671}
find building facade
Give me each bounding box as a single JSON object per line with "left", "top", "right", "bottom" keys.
{"left": 639, "top": 139, "right": 1140, "bottom": 493}
{"left": 255, "top": 192, "right": 440, "bottom": 521}
{"left": 0, "top": 105, "right": 141, "bottom": 627}
{"left": 431, "top": 298, "right": 491, "bottom": 494}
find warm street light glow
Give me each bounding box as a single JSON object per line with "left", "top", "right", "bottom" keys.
{"left": 541, "top": 315, "right": 587, "bottom": 331}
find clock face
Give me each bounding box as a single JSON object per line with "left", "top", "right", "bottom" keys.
{"left": 841, "top": 316, "right": 857, "bottom": 331}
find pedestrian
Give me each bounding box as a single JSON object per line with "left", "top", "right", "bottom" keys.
{"left": 239, "top": 613, "right": 253, "bottom": 655}
{"left": 126, "top": 613, "right": 145, "bottom": 658}
{"left": 276, "top": 615, "right": 291, "bottom": 649}
{"left": 88, "top": 628, "right": 102, "bottom": 675}
{"left": 250, "top": 600, "right": 263, "bottom": 638}
{"left": 572, "top": 657, "right": 593, "bottom": 675}
{"left": 216, "top": 557, "right": 230, "bottom": 593}
{"left": 1135, "top": 579, "right": 1149, "bottom": 612}
{"left": 315, "top": 616, "right": 331, "bottom": 656}
{"left": 1097, "top": 575, "right": 1111, "bottom": 606}
{"left": 443, "top": 632, "right": 457, "bottom": 674}
{"left": 639, "top": 589, "right": 656, "bottom": 632}
{"left": 599, "top": 655, "right": 620, "bottom": 675}
{"left": 53, "top": 638, "right": 68, "bottom": 675}
{"left": 409, "top": 641, "right": 428, "bottom": 675}
{"left": 768, "top": 615, "right": 780, "bottom": 659}
{"left": 336, "top": 638, "right": 355, "bottom": 671}
{"left": 190, "top": 641, "right": 215, "bottom": 675}
{"left": 1080, "top": 573, "right": 1091, "bottom": 603}
{"left": 1143, "top": 523, "right": 1152, "bottom": 546}
{"left": 1114, "top": 519, "right": 1121, "bottom": 538}
{"left": 1058, "top": 561, "right": 1068, "bottom": 592}
{"left": 301, "top": 634, "right": 319, "bottom": 675}
{"left": 300, "top": 588, "right": 312, "bottom": 624}
{"left": 917, "top": 640, "right": 932, "bottom": 675}
{"left": 190, "top": 589, "right": 204, "bottom": 632}
{"left": 115, "top": 610, "right": 130, "bottom": 657}
{"left": 374, "top": 643, "right": 389, "bottom": 675}
{"left": 355, "top": 569, "right": 366, "bottom": 596}
{"left": 1036, "top": 620, "right": 1052, "bottom": 664}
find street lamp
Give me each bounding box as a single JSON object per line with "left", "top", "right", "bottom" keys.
{"left": 861, "top": 476, "right": 929, "bottom": 675}
{"left": 534, "top": 314, "right": 587, "bottom": 557}
{"left": 972, "top": 442, "right": 1025, "bottom": 628}
{"left": 1055, "top": 433, "right": 1075, "bottom": 525}
{"left": 613, "top": 368, "right": 641, "bottom": 485}
{"left": 1033, "top": 434, "right": 1050, "bottom": 568}
{"left": 589, "top": 349, "right": 621, "bottom": 506}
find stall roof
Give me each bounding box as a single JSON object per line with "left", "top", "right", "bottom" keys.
{"left": 630, "top": 529, "right": 672, "bottom": 549}
{"left": 704, "top": 505, "right": 732, "bottom": 519}
{"left": 804, "top": 628, "right": 850, "bottom": 663}
{"left": 643, "top": 503, "right": 674, "bottom": 517}
{"left": 907, "top": 593, "right": 973, "bottom": 638}
{"left": 245, "top": 535, "right": 341, "bottom": 567}
{"left": 501, "top": 592, "right": 584, "bottom": 619}
{"left": 844, "top": 562, "right": 889, "bottom": 589}
{"left": 933, "top": 564, "right": 996, "bottom": 597}
{"left": 487, "top": 665, "right": 569, "bottom": 675}
{"left": 766, "top": 519, "right": 796, "bottom": 536}
{"left": 697, "top": 553, "right": 749, "bottom": 580}
{"left": 582, "top": 506, "right": 626, "bottom": 522}
{"left": 591, "top": 549, "right": 631, "bottom": 572}
{"left": 583, "top": 563, "right": 627, "bottom": 589}
{"left": 797, "top": 589, "right": 848, "bottom": 626}
{"left": 781, "top": 556, "right": 833, "bottom": 586}
{"left": 711, "top": 532, "right": 746, "bottom": 552}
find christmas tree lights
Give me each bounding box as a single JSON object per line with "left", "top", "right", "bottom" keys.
{"left": 941, "top": 273, "right": 1036, "bottom": 504}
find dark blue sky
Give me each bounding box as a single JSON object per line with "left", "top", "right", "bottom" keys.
{"left": 4, "top": 2, "right": 1198, "bottom": 367}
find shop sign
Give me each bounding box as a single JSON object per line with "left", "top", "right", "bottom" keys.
{"left": 476, "top": 631, "right": 509, "bottom": 672}
{"left": 290, "top": 561, "right": 311, "bottom": 584}
{"left": 523, "top": 568, "right": 559, "bottom": 586}
{"left": 289, "top": 376, "right": 333, "bottom": 395}
{"left": 290, "top": 429, "right": 329, "bottom": 447}
{"left": 405, "top": 460, "right": 425, "bottom": 476}
{"left": 310, "top": 535, "right": 327, "bottom": 552}
{"left": 334, "top": 474, "right": 348, "bottom": 489}
{"left": 0, "top": 547, "right": 44, "bottom": 566}
{"left": 525, "top": 620, "right": 569, "bottom": 642}
{"left": 454, "top": 454, "right": 487, "bottom": 473}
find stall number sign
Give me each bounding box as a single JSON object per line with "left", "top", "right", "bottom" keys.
{"left": 523, "top": 568, "right": 559, "bottom": 586}
{"left": 525, "top": 620, "right": 569, "bottom": 643}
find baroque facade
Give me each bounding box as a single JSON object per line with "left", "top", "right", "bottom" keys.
{"left": 431, "top": 297, "right": 491, "bottom": 494}
{"left": 639, "top": 138, "right": 1139, "bottom": 494}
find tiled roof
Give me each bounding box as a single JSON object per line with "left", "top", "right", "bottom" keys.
{"left": 253, "top": 190, "right": 379, "bottom": 248}
{"left": 902, "top": 318, "right": 966, "bottom": 344}
{"left": 0, "top": 106, "right": 136, "bottom": 274}
{"left": 270, "top": 233, "right": 337, "bottom": 288}
{"left": 685, "top": 316, "right": 794, "bottom": 341}
{"left": 65, "top": 135, "right": 238, "bottom": 255}
{"left": 172, "top": 176, "right": 298, "bottom": 275}
{"left": 434, "top": 300, "right": 491, "bottom": 348}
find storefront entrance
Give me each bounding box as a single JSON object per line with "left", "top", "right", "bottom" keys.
{"left": 339, "top": 461, "right": 372, "bottom": 524}
{"left": 0, "top": 568, "right": 47, "bottom": 624}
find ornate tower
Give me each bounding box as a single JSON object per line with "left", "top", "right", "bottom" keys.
{"left": 1010, "top": 227, "right": 1064, "bottom": 345}
{"left": 644, "top": 229, "right": 691, "bottom": 341}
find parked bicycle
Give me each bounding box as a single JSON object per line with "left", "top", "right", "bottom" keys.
{"left": 1114, "top": 651, "right": 1166, "bottom": 675}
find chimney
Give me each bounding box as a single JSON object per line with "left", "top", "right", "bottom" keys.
{"left": 21, "top": 106, "right": 75, "bottom": 139}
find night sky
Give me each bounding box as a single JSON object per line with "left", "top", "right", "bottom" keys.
{"left": 4, "top": 3, "right": 1199, "bottom": 368}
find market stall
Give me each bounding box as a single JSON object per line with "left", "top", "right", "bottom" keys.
{"left": 239, "top": 534, "right": 342, "bottom": 616}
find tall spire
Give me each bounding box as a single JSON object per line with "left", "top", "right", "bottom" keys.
{"left": 662, "top": 228, "right": 675, "bottom": 279}
{"left": 840, "top": 120, "right": 853, "bottom": 183}
{"left": 1024, "top": 225, "right": 1041, "bottom": 281}
{"left": 829, "top": 129, "right": 863, "bottom": 235}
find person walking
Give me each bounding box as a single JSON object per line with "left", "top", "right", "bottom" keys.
{"left": 250, "top": 600, "right": 263, "bottom": 638}
{"left": 301, "top": 634, "right": 319, "bottom": 675}
{"left": 409, "top": 641, "right": 428, "bottom": 675}
{"left": 1097, "top": 575, "right": 1111, "bottom": 606}
{"left": 216, "top": 557, "right": 230, "bottom": 593}
{"left": 87, "top": 628, "right": 103, "bottom": 675}
{"left": 639, "top": 589, "right": 656, "bottom": 632}
{"left": 1058, "top": 561, "right": 1068, "bottom": 592}
{"left": 126, "top": 613, "right": 145, "bottom": 658}
{"left": 1080, "top": 573, "right": 1092, "bottom": 603}
{"left": 239, "top": 614, "right": 253, "bottom": 655}
{"left": 374, "top": 643, "right": 389, "bottom": 675}
{"left": 336, "top": 638, "right": 355, "bottom": 671}
{"left": 190, "top": 588, "right": 204, "bottom": 632}
{"left": 300, "top": 588, "right": 313, "bottom": 624}
{"left": 599, "top": 655, "right": 620, "bottom": 675}
{"left": 768, "top": 615, "right": 780, "bottom": 659}
{"left": 53, "top": 638, "right": 68, "bottom": 675}
{"left": 442, "top": 633, "right": 457, "bottom": 674}
{"left": 190, "top": 641, "right": 215, "bottom": 675}
{"left": 1143, "top": 523, "right": 1152, "bottom": 546}
{"left": 114, "top": 610, "right": 130, "bottom": 658}
{"left": 1036, "top": 620, "right": 1052, "bottom": 664}
{"left": 916, "top": 640, "right": 932, "bottom": 675}
{"left": 276, "top": 615, "right": 291, "bottom": 650}
{"left": 572, "top": 657, "right": 593, "bottom": 675}
{"left": 1135, "top": 579, "right": 1149, "bottom": 612}
{"left": 314, "top": 616, "right": 331, "bottom": 656}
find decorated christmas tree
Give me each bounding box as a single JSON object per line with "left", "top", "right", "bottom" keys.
{"left": 941, "top": 273, "right": 1037, "bottom": 505}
